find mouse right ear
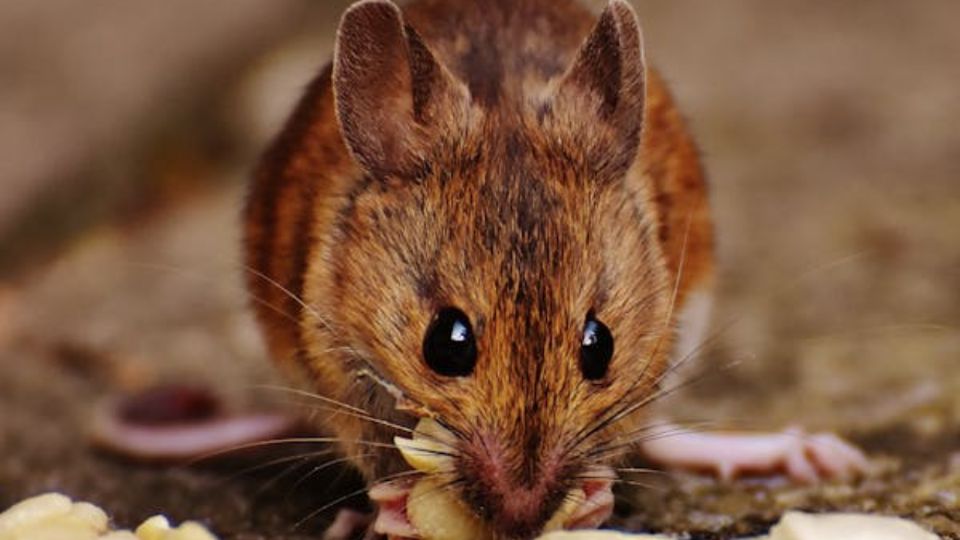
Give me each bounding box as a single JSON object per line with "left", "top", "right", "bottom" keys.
{"left": 332, "top": 0, "right": 471, "bottom": 178}
{"left": 542, "top": 0, "right": 646, "bottom": 177}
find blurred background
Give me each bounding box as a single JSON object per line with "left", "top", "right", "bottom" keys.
{"left": 0, "top": 0, "right": 958, "bottom": 537}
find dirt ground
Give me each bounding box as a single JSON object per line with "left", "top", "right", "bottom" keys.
{"left": 1, "top": 1, "right": 958, "bottom": 538}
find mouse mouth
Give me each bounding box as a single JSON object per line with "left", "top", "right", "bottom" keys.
{"left": 369, "top": 472, "right": 615, "bottom": 539}
{"left": 375, "top": 418, "right": 616, "bottom": 538}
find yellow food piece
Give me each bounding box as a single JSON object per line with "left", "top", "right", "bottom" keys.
{"left": 135, "top": 516, "right": 174, "bottom": 540}
{"left": 0, "top": 493, "right": 76, "bottom": 533}
{"left": 134, "top": 515, "right": 217, "bottom": 540}
{"left": 0, "top": 493, "right": 219, "bottom": 540}
{"left": 406, "top": 477, "right": 492, "bottom": 540}
{"left": 395, "top": 417, "right": 457, "bottom": 475}
{"left": 394, "top": 436, "right": 452, "bottom": 474}
{"left": 769, "top": 511, "right": 939, "bottom": 540}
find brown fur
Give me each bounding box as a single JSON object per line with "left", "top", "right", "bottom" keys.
{"left": 244, "top": 0, "right": 712, "bottom": 536}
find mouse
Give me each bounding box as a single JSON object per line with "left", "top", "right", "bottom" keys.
{"left": 243, "top": 0, "right": 869, "bottom": 538}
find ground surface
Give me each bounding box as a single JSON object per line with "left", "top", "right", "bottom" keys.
{"left": 1, "top": 1, "right": 958, "bottom": 538}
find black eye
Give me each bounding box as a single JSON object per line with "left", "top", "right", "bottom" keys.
{"left": 580, "top": 315, "right": 613, "bottom": 380}
{"left": 423, "top": 308, "right": 477, "bottom": 377}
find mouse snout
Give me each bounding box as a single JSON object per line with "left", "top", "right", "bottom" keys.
{"left": 457, "top": 433, "right": 571, "bottom": 538}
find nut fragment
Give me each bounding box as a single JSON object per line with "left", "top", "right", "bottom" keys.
{"left": 406, "top": 477, "right": 492, "bottom": 540}
{"left": 0, "top": 493, "right": 219, "bottom": 540}
{"left": 769, "top": 511, "right": 939, "bottom": 540}
{"left": 394, "top": 418, "right": 457, "bottom": 474}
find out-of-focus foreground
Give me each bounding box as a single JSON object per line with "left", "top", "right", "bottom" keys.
{"left": 0, "top": 1, "right": 958, "bottom": 538}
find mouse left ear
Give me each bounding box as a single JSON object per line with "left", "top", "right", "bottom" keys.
{"left": 333, "top": 0, "right": 471, "bottom": 178}
{"left": 542, "top": 0, "right": 646, "bottom": 175}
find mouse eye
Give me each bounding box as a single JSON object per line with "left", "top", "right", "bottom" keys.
{"left": 580, "top": 315, "right": 614, "bottom": 380}
{"left": 423, "top": 307, "right": 477, "bottom": 377}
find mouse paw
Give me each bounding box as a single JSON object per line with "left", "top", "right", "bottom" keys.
{"left": 559, "top": 472, "right": 616, "bottom": 530}
{"left": 368, "top": 479, "right": 419, "bottom": 539}
{"left": 639, "top": 424, "right": 871, "bottom": 483}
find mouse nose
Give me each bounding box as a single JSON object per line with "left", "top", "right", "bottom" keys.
{"left": 458, "top": 435, "right": 568, "bottom": 539}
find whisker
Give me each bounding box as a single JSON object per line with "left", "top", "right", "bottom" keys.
{"left": 291, "top": 485, "right": 371, "bottom": 531}
{"left": 187, "top": 436, "right": 397, "bottom": 466}
{"left": 215, "top": 448, "right": 338, "bottom": 485}
{"left": 291, "top": 453, "right": 373, "bottom": 491}
{"left": 124, "top": 260, "right": 310, "bottom": 327}
{"left": 593, "top": 418, "right": 720, "bottom": 458}
{"left": 573, "top": 475, "right": 665, "bottom": 492}
{"left": 257, "top": 385, "right": 465, "bottom": 455}
{"left": 581, "top": 359, "right": 741, "bottom": 458}
{"left": 241, "top": 264, "right": 336, "bottom": 332}
{"left": 254, "top": 384, "right": 415, "bottom": 435}
{"left": 122, "top": 260, "right": 383, "bottom": 385}
{"left": 587, "top": 424, "right": 709, "bottom": 462}
{"left": 613, "top": 466, "right": 670, "bottom": 477}
{"left": 254, "top": 454, "right": 320, "bottom": 499}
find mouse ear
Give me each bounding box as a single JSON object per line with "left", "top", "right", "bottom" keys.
{"left": 333, "top": 0, "right": 471, "bottom": 177}
{"left": 542, "top": 0, "right": 646, "bottom": 175}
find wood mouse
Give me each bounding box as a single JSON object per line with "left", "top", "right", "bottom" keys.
{"left": 244, "top": 0, "right": 868, "bottom": 537}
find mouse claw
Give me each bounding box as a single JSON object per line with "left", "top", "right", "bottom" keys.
{"left": 640, "top": 424, "right": 871, "bottom": 483}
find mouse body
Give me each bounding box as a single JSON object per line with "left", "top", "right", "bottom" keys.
{"left": 243, "top": 0, "right": 863, "bottom": 537}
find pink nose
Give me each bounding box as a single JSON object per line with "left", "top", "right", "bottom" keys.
{"left": 458, "top": 437, "right": 569, "bottom": 538}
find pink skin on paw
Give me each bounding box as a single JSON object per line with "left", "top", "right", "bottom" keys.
{"left": 369, "top": 480, "right": 419, "bottom": 539}
{"left": 565, "top": 475, "right": 616, "bottom": 530}
{"left": 639, "top": 424, "right": 871, "bottom": 483}
{"left": 323, "top": 508, "right": 373, "bottom": 540}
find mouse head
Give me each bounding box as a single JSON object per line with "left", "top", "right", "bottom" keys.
{"left": 325, "top": 0, "right": 673, "bottom": 535}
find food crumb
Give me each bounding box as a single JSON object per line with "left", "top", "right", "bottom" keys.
{"left": 0, "top": 493, "right": 219, "bottom": 540}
